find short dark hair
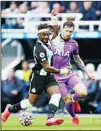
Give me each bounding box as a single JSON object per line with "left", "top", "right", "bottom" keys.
{"left": 37, "top": 23, "right": 50, "bottom": 31}
{"left": 63, "top": 21, "right": 75, "bottom": 29}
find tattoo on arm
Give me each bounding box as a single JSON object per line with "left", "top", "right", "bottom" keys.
{"left": 73, "top": 55, "right": 86, "bottom": 71}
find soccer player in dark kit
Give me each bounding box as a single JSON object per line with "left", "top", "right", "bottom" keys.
{"left": 2, "top": 20, "right": 71, "bottom": 126}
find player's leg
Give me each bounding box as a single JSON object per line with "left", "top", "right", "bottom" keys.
{"left": 2, "top": 74, "right": 44, "bottom": 122}
{"left": 64, "top": 74, "right": 87, "bottom": 125}
{"left": 65, "top": 74, "right": 87, "bottom": 104}
{"left": 45, "top": 74, "right": 64, "bottom": 126}
{"left": 58, "top": 81, "right": 79, "bottom": 125}
{"left": 2, "top": 93, "right": 40, "bottom": 122}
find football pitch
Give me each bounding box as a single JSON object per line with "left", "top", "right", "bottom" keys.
{"left": 2, "top": 114, "right": 101, "bottom": 130}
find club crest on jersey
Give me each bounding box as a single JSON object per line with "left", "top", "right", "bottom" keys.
{"left": 54, "top": 49, "right": 69, "bottom": 56}
{"left": 40, "top": 52, "right": 45, "bottom": 58}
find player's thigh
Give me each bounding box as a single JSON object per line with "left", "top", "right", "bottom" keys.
{"left": 46, "top": 74, "right": 60, "bottom": 95}
{"left": 73, "top": 83, "right": 87, "bottom": 97}
{"left": 29, "top": 74, "right": 46, "bottom": 103}
{"left": 68, "top": 74, "right": 87, "bottom": 96}
{"left": 67, "top": 74, "right": 82, "bottom": 90}
{"left": 58, "top": 81, "right": 68, "bottom": 98}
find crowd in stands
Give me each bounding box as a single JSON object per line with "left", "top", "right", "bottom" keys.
{"left": 1, "top": 1, "right": 101, "bottom": 29}
{"left": 1, "top": 60, "right": 101, "bottom": 114}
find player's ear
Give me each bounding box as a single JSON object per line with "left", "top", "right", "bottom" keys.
{"left": 38, "top": 33, "right": 41, "bottom": 38}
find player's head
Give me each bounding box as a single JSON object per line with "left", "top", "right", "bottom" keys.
{"left": 37, "top": 24, "right": 50, "bottom": 44}
{"left": 62, "top": 21, "right": 74, "bottom": 40}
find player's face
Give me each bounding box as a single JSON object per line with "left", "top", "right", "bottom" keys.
{"left": 39, "top": 31, "right": 49, "bottom": 43}
{"left": 62, "top": 26, "right": 74, "bottom": 40}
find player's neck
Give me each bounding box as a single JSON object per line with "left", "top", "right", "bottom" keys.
{"left": 38, "top": 39, "right": 48, "bottom": 45}
{"left": 60, "top": 33, "right": 70, "bottom": 41}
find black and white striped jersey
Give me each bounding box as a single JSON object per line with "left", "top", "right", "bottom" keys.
{"left": 32, "top": 40, "right": 53, "bottom": 76}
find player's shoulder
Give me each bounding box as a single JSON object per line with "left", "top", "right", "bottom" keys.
{"left": 34, "top": 41, "right": 46, "bottom": 53}
{"left": 70, "top": 38, "right": 78, "bottom": 46}
{"left": 70, "top": 38, "right": 78, "bottom": 43}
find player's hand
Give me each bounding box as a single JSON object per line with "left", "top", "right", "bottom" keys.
{"left": 60, "top": 68, "right": 71, "bottom": 76}
{"left": 51, "top": 9, "right": 58, "bottom": 16}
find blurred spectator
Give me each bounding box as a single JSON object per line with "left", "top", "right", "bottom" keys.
{"left": 18, "top": 3, "right": 28, "bottom": 14}
{"left": 15, "top": 60, "right": 32, "bottom": 98}
{"left": 67, "top": 2, "right": 79, "bottom": 13}
{"left": 80, "top": 2, "right": 97, "bottom": 20}
{"left": 15, "top": 18, "right": 24, "bottom": 29}
{"left": 88, "top": 80, "right": 101, "bottom": 112}
{"left": 21, "top": 60, "right": 32, "bottom": 82}
{"left": 86, "top": 63, "right": 95, "bottom": 73}
{"left": 15, "top": 3, "right": 29, "bottom": 29}
{"left": 24, "top": 2, "right": 50, "bottom": 28}
{"left": 79, "top": 2, "right": 97, "bottom": 30}
{"left": 96, "top": 63, "right": 101, "bottom": 80}
{"left": 34, "top": 2, "right": 50, "bottom": 13}
{"left": 52, "top": 3, "right": 64, "bottom": 13}
{"left": 80, "top": 71, "right": 97, "bottom": 113}
{"left": 1, "top": 69, "right": 23, "bottom": 106}
{"left": 99, "top": 18, "right": 101, "bottom": 31}
{"left": 92, "top": 2, "right": 101, "bottom": 20}
{"left": 30, "top": 2, "right": 38, "bottom": 10}
{"left": 2, "top": 2, "right": 19, "bottom": 29}
{"left": 2, "top": 2, "right": 18, "bottom": 14}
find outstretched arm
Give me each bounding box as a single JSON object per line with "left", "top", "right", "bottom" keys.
{"left": 73, "top": 54, "right": 95, "bottom": 80}
{"left": 50, "top": 10, "right": 59, "bottom": 40}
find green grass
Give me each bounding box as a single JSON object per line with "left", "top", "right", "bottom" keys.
{"left": 2, "top": 115, "right": 101, "bottom": 130}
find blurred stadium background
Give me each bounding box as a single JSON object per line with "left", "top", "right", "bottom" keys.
{"left": 1, "top": 1, "right": 101, "bottom": 117}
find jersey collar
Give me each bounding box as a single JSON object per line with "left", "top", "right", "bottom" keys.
{"left": 60, "top": 33, "right": 70, "bottom": 42}
{"left": 38, "top": 39, "right": 49, "bottom": 47}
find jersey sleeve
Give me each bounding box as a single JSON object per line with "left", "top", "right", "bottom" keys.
{"left": 35, "top": 46, "right": 48, "bottom": 64}
{"left": 73, "top": 41, "right": 79, "bottom": 55}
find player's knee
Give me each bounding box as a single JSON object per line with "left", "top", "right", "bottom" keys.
{"left": 79, "top": 92, "right": 87, "bottom": 97}
{"left": 74, "top": 83, "right": 87, "bottom": 97}
{"left": 49, "top": 93, "right": 61, "bottom": 107}
{"left": 28, "top": 98, "right": 36, "bottom": 106}
{"left": 79, "top": 89, "right": 87, "bottom": 97}
{"left": 64, "top": 94, "right": 73, "bottom": 104}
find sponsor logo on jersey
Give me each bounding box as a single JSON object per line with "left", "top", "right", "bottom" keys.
{"left": 54, "top": 49, "right": 69, "bottom": 57}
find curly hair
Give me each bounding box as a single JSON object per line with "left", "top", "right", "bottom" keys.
{"left": 37, "top": 23, "right": 53, "bottom": 30}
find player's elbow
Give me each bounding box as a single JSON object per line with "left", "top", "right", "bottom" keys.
{"left": 43, "top": 66, "right": 50, "bottom": 72}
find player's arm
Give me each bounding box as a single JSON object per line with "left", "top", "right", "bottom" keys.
{"left": 42, "top": 61, "right": 70, "bottom": 75}
{"left": 49, "top": 10, "right": 59, "bottom": 40}
{"left": 41, "top": 61, "right": 60, "bottom": 73}
{"left": 35, "top": 47, "right": 68, "bottom": 74}
{"left": 73, "top": 54, "right": 86, "bottom": 72}
{"left": 72, "top": 42, "right": 86, "bottom": 72}
{"left": 73, "top": 54, "right": 95, "bottom": 80}
{"left": 35, "top": 46, "right": 60, "bottom": 73}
